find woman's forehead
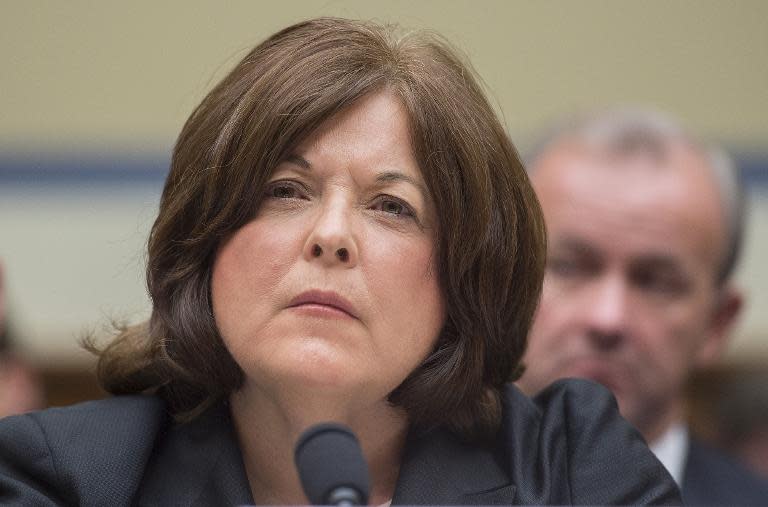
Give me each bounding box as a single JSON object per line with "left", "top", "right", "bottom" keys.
{"left": 287, "top": 92, "right": 423, "bottom": 181}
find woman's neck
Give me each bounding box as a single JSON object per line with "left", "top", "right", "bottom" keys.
{"left": 229, "top": 385, "right": 409, "bottom": 505}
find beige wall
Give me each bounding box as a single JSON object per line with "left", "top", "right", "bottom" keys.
{"left": 2, "top": 1, "right": 767, "bottom": 363}
{"left": 2, "top": 1, "right": 767, "bottom": 153}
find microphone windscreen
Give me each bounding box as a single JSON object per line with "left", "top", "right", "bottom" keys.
{"left": 294, "top": 423, "right": 370, "bottom": 505}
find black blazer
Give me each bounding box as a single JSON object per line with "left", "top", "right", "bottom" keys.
{"left": 0, "top": 379, "right": 680, "bottom": 506}
{"left": 682, "top": 437, "right": 768, "bottom": 506}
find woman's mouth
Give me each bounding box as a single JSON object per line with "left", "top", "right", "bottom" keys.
{"left": 288, "top": 290, "right": 359, "bottom": 320}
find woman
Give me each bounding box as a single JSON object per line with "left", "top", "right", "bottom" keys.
{"left": 0, "top": 18, "right": 680, "bottom": 505}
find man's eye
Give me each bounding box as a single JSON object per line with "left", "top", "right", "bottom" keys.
{"left": 548, "top": 258, "right": 581, "bottom": 277}
{"left": 634, "top": 271, "right": 690, "bottom": 297}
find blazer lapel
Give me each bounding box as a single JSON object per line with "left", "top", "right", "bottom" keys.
{"left": 392, "top": 428, "right": 516, "bottom": 505}
{"left": 140, "top": 406, "right": 516, "bottom": 505}
{"left": 136, "top": 403, "right": 254, "bottom": 506}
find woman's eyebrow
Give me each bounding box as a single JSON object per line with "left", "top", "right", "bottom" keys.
{"left": 284, "top": 154, "right": 312, "bottom": 170}
{"left": 375, "top": 171, "right": 427, "bottom": 196}
{"left": 283, "top": 156, "right": 427, "bottom": 197}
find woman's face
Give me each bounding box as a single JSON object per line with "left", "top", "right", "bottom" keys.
{"left": 211, "top": 92, "right": 445, "bottom": 415}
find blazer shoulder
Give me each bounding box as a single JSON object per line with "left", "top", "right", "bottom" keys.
{"left": 501, "top": 379, "right": 681, "bottom": 505}
{"left": 683, "top": 437, "right": 768, "bottom": 506}
{"left": 0, "top": 395, "right": 168, "bottom": 506}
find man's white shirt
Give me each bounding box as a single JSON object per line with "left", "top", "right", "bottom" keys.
{"left": 650, "top": 423, "right": 689, "bottom": 486}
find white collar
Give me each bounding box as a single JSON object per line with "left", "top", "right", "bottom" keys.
{"left": 649, "top": 423, "right": 689, "bottom": 486}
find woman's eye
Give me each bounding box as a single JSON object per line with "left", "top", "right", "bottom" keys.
{"left": 382, "top": 200, "right": 404, "bottom": 214}
{"left": 373, "top": 197, "right": 413, "bottom": 217}
{"left": 265, "top": 181, "right": 305, "bottom": 199}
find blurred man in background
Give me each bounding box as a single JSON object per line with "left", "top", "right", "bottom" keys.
{"left": 517, "top": 109, "right": 768, "bottom": 504}
{"left": 0, "top": 263, "right": 43, "bottom": 417}
{"left": 710, "top": 365, "right": 768, "bottom": 480}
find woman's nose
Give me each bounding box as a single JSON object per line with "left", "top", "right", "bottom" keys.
{"left": 303, "top": 199, "right": 358, "bottom": 267}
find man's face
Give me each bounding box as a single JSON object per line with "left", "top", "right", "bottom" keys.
{"left": 519, "top": 141, "right": 739, "bottom": 440}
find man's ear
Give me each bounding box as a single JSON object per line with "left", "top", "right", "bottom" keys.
{"left": 696, "top": 285, "right": 744, "bottom": 366}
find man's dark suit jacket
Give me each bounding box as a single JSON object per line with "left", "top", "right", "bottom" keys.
{"left": 0, "top": 379, "right": 680, "bottom": 506}
{"left": 682, "top": 437, "right": 768, "bottom": 506}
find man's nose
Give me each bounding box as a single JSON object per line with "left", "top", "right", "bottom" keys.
{"left": 303, "top": 197, "right": 359, "bottom": 268}
{"left": 583, "top": 276, "right": 630, "bottom": 350}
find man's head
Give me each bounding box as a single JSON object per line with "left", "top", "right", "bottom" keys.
{"left": 518, "top": 109, "right": 745, "bottom": 441}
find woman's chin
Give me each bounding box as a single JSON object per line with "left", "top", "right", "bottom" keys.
{"left": 250, "top": 343, "right": 372, "bottom": 399}
{"left": 281, "top": 361, "right": 355, "bottom": 392}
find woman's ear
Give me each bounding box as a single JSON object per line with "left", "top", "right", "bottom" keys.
{"left": 696, "top": 285, "right": 744, "bottom": 366}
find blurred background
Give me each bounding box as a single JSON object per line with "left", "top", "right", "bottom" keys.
{"left": 1, "top": 0, "right": 767, "bottom": 467}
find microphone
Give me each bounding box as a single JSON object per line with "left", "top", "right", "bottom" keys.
{"left": 294, "top": 423, "right": 370, "bottom": 506}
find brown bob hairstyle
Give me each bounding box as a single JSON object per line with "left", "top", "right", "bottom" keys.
{"left": 89, "top": 17, "right": 546, "bottom": 441}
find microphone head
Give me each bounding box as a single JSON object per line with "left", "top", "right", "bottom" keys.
{"left": 294, "top": 423, "right": 370, "bottom": 506}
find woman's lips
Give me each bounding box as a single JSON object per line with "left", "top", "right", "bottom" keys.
{"left": 288, "top": 290, "right": 359, "bottom": 319}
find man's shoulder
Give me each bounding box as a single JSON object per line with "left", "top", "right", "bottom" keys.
{"left": 683, "top": 437, "right": 768, "bottom": 506}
